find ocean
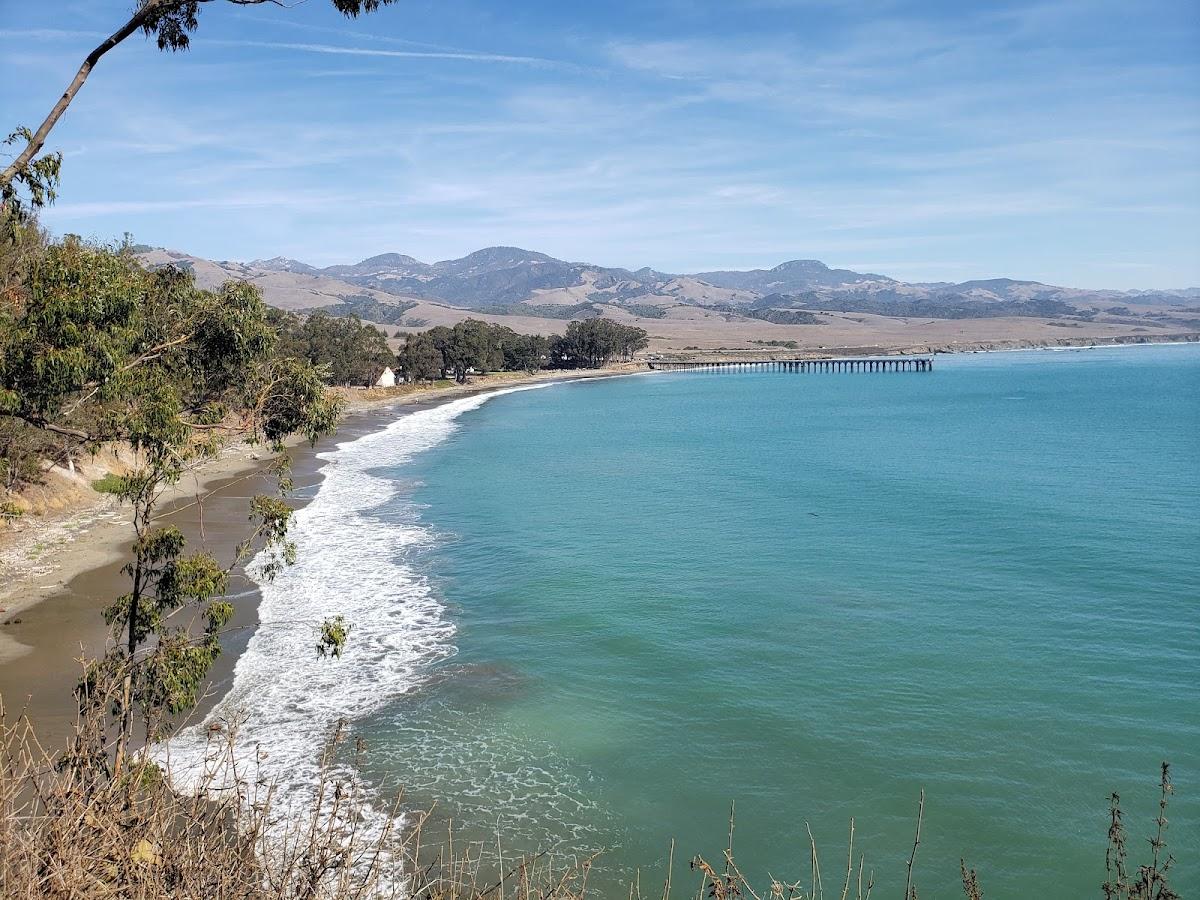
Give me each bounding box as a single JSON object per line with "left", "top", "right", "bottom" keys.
{"left": 166, "top": 343, "right": 1200, "bottom": 898}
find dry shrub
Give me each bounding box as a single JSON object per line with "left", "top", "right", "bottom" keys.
{"left": 0, "top": 696, "right": 592, "bottom": 900}
{"left": 1, "top": 702, "right": 380, "bottom": 898}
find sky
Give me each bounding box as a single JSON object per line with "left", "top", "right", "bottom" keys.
{"left": 1, "top": 0, "right": 1198, "bottom": 288}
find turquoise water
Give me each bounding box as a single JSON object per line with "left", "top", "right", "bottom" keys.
{"left": 351, "top": 345, "right": 1199, "bottom": 898}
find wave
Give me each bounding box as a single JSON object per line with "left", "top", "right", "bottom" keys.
{"left": 158, "top": 383, "right": 557, "bottom": 830}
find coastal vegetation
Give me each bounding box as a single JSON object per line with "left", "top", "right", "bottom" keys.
{"left": 0, "top": 230, "right": 345, "bottom": 777}
{"left": 271, "top": 309, "right": 395, "bottom": 388}
{"left": 397, "top": 318, "right": 648, "bottom": 383}
{"left": 400, "top": 320, "right": 550, "bottom": 383}
{"left": 0, "top": 231, "right": 363, "bottom": 484}
{"left": 552, "top": 318, "right": 650, "bottom": 368}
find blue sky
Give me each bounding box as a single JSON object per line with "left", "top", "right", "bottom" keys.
{"left": 1, "top": 0, "right": 1197, "bottom": 288}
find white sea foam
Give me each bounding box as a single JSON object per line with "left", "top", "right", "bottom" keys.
{"left": 158, "top": 383, "right": 558, "bottom": 843}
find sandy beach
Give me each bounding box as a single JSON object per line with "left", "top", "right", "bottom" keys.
{"left": 0, "top": 365, "right": 638, "bottom": 745}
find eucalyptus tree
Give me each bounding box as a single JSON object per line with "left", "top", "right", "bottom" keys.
{"left": 396, "top": 331, "right": 444, "bottom": 383}
{"left": 0, "top": 0, "right": 401, "bottom": 220}
{"left": 267, "top": 308, "right": 395, "bottom": 386}
{"left": 550, "top": 319, "right": 648, "bottom": 368}
{"left": 502, "top": 332, "right": 550, "bottom": 374}
{"left": 0, "top": 236, "right": 344, "bottom": 772}
{"left": 298, "top": 312, "right": 394, "bottom": 385}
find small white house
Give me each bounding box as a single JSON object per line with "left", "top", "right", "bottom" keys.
{"left": 373, "top": 366, "right": 397, "bottom": 388}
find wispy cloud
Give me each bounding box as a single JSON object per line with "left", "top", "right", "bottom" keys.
{"left": 50, "top": 188, "right": 344, "bottom": 218}
{"left": 0, "top": 28, "right": 107, "bottom": 41}
{"left": 212, "top": 39, "right": 558, "bottom": 66}
{"left": 4, "top": 0, "right": 1197, "bottom": 288}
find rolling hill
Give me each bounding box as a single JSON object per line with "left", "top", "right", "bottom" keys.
{"left": 134, "top": 245, "right": 1200, "bottom": 352}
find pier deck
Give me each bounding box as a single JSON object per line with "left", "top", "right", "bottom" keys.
{"left": 646, "top": 356, "right": 933, "bottom": 373}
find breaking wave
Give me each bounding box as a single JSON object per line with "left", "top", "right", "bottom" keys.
{"left": 159, "top": 383, "right": 557, "bottom": 830}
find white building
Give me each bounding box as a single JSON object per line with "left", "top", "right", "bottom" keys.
{"left": 373, "top": 366, "right": 397, "bottom": 388}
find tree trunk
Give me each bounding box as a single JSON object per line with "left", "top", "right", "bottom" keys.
{"left": 113, "top": 499, "right": 150, "bottom": 776}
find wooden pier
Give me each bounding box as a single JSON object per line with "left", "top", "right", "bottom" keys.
{"left": 646, "top": 356, "right": 933, "bottom": 373}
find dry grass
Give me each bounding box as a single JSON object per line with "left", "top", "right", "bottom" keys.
{"left": 0, "top": 693, "right": 601, "bottom": 900}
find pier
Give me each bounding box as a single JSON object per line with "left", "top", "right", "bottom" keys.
{"left": 646, "top": 356, "right": 933, "bottom": 373}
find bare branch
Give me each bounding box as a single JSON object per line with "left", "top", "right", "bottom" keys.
{"left": 0, "top": 410, "right": 92, "bottom": 442}
{"left": 904, "top": 789, "right": 925, "bottom": 900}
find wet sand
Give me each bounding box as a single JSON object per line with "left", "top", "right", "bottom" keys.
{"left": 0, "top": 439, "right": 334, "bottom": 747}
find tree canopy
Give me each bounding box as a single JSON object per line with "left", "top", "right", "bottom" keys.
{"left": 395, "top": 317, "right": 646, "bottom": 383}
{"left": 0, "top": 234, "right": 345, "bottom": 769}
{"left": 396, "top": 330, "right": 445, "bottom": 383}
{"left": 271, "top": 309, "right": 394, "bottom": 386}
{"left": 0, "top": 237, "right": 339, "bottom": 449}
{"left": 550, "top": 318, "right": 649, "bottom": 368}
{"left": 406, "top": 319, "right": 549, "bottom": 383}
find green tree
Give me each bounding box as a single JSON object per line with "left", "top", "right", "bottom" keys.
{"left": 450, "top": 319, "right": 498, "bottom": 380}
{"left": 1, "top": 0, "right": 400, "bottom": 220}
{"left": 396, "top": 323, "right": 557, "bottom": 378}
{"left": 503, "top": 332, "right": 550, "bottom": 374}
{"left": 425, "top": 325, "right": 456, "bottom": 380}
{"left": 298, "top": 312, "right": 393, "bottom": 385}
{"left": 0, "top": 237, "right": 343, "bottom": 773}
{"left": 389, "top": 318, "right": 637, "bottom": 382}
{"left": 397, "top": 331, "right": 444, "bottom": 383}
{"left": 266, "top": 309, "right": 394, "bottom": 386}
{"left": 549, "top": 318, "right": 648, "bottom": 368}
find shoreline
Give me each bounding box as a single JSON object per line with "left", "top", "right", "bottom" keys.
{"left": 649, "top": 330, "right": 1199, "bottom": 361}
{"left": 1, "top": 336, "right": 1194, "bottom": 738}
{"left": 932, "top": 331, "right": 1199, "bottom": 355}
{"left": 0, "top": 364, "right": 639, "bottom": 743}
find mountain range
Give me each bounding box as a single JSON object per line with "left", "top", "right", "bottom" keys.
{"left": 245, "top": 246, "right": 1198, "bottom": 309}
{"left": 133, "top": 245, "right": 1200, "bottom": 335}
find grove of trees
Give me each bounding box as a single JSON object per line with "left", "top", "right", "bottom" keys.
{"left": 550, "top": 318, "right": 649, "bottom": 368}
{"left": 270, "top": 309, "right": 394, "bottom": 387}
{"left": 398, "top": 320, "right": 549, "bottom": 383}
{"left": 396, "top": 317, "right": 647, "bottom": 383}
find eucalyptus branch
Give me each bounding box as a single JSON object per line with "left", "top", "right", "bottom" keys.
{"left": 2, "top": 0, "right": 400, "bottom": 209}
{"left": 0, "top": 1, "right": 167, "bottom": 197}
{"left": 0, "top": 410, "right": 93, "bottom": 442}
{"left": 62, "top": 333, "right": 195, "bottom": 417}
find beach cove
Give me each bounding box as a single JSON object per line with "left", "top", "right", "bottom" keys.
{"left": 1, "top": 344, "right": 1197, "bottom": 898}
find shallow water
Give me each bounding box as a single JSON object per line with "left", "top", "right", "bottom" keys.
{"left": 180, "top": 344, "right": 1200, "bottom": 898}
